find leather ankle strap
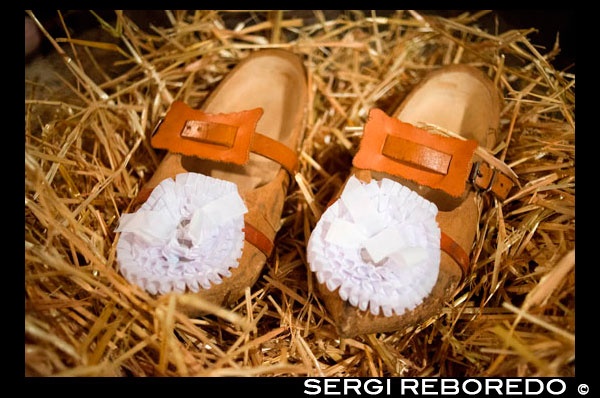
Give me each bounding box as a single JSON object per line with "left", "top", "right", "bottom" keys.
{"left": 243, "top": 222, "right": 274, "bottom": 257}
{"left": 353, "top": 109, "right": 515, "bottom": 201}
{"left": 136, "top": 100, "right": 297, "bottom": 260}
{"left": 440, "top": 231, "right": 470, "bottom": 280}
{"left": 151, "top": 101, "right": 299, "bottom": 176}
{"left": 469, "top": 160, "right": 513, "bottom": 200}
{"left": 250, "top": 131, "right": 298, "bottom": 177}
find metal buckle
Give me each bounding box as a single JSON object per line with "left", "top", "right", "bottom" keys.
{"left": 469, "top": 161, "right": 497, "bottom": 192}
{"left": 484, "top": 168, "right": 498, "bottom": 193}
{"left": 469, "top": 161, "right": 482, "bottom": 189}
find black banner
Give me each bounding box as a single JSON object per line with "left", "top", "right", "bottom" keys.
{"left": 25, "top": 377, "right": 590, "bottom": 397}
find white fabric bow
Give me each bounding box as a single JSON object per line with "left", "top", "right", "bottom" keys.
{"left": 324, "top": 176, "right": 428, "bottom": 266}
{"left": 116, "top": 189, "right": 247, "bottom": 245}
{"left": 307, "top": 175, "right": 441, "bottom": 317}
{"left": 115, "top": 173, "right": 247, "bottom": 295}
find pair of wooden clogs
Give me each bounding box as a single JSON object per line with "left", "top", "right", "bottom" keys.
{"left": 117, "top": 49, "right": 514, "bottom": 337}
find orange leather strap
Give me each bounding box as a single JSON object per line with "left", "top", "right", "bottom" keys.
{"left": 354, "top": 109, "right": 478, "bottom": 198}
{"left": 243, "top": 222, "right": 274, "bottom": 257}
{"left": 440, "top": 231, "right": 470, "bottom": 279}
{"left": 180, "top": 119, "right": 237, "bottom": 147}
{"left": 382, "top": 134, "right": 452, "bottom": 175}
{"left": 151, "top": 101, "right": 299, "bottom": 175}
{"left": 250, "top": 132, "right": 299, "bottom": 176}
{"left": 469, "top": 161, "right": 514, "bottom": 201}
{"left": 353, "top": 108, "right": 515, "bottom": 200}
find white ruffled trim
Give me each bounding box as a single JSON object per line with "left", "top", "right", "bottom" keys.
{"left": 116, "top": 173, "right": 247, "bottom": 295}
{"left": 307, "top": 176, "right": 441, "bottom": 317}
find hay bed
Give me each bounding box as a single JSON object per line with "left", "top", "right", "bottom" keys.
{"left": 24, "top": 10, "right": 575, "bottom": 377}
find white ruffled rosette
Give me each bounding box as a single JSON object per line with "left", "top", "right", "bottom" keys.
{"left": 307, "top": 175, "right": 441, "bottom": 317}
{"left": 116, "top": 173, "right": 247, "bottom": 295}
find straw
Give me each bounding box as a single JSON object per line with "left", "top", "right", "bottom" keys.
{"left": 25, "top": 10, "right": 574, "bottom": 377}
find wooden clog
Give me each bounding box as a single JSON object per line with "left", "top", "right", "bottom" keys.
{"left": 311, "top": 65, "right": 514, "bottom": 337}
{"left": 123, "top": 50, "right": 307, "bottom": 314}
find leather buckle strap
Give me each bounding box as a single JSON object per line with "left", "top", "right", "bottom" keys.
{"left": 180, "top": 120, "right": 238, "bottom": 147}
{"left": 382, "top": 134, "right": 452, "bottom": 175}
{"left": 354, "top": 109, "right": 515, "bottom": 200}
{"left": 250, "top": 132, "right": 299, "bottom": 176}
{"left": 469, "top": 161, "right": 514, "bottom": 200}
{"left": 151, "top": 101, "right": 299, "bottom": 176}
{"left": 440, "top": 231, "right": 470, "bottom": 280}
{"left": 243, "top": 222, "right": 274, "bottom": 257}
{"left": 353, "top": 109, "right": 478, "bottom": 198}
